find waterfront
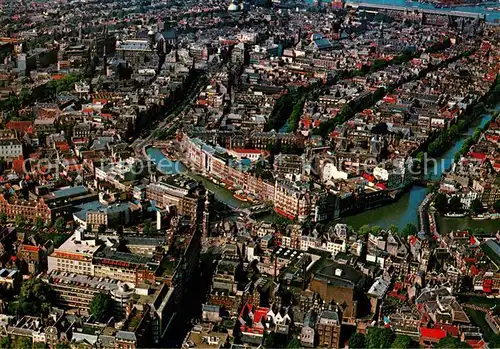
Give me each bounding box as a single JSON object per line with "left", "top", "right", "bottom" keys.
{"left": 343, "top": 106, "right": 499, "bottom": 231}
{"left": 147, "top": 107, "right": 500, "bottom": 233}
{"left": 146, "top": 147, "right": 250, "bottom": 209}
{"left": 351, "top": 0, "right": 500, "bottom": 22}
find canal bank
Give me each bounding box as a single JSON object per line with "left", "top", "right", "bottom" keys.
{"left": 146, "top": 147, "right": 250, "bottom": 209}
{"left": 342, "top": 106, "right": 499, "bottom": 232}
{"left": 347, "top": 0, "right": 500, "bottom": 22}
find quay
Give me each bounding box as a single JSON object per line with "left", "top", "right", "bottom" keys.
{"left": 344, "top": 1, "right": 486, "bottom": 19}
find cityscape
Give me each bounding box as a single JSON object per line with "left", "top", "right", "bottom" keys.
{"left": 0, "top": 0, "right": 498, "bottom": 348}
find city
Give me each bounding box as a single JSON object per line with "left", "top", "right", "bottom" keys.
{"left": 0, "top": 0, "right": 498, "bottom": 348}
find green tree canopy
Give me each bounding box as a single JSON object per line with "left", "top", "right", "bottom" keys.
{"left": 359, "top": 225, "right": 372, "bottom": 236}
{"left": 89, "top": 293, "right": 114, "bottom": 322}
{"left": 434, "top": 335, "right": 471, "bottom": 348}
{"left": 54, "top": 217, "right": 66, "bottom": 233}
{"left": 0, "top": 212, "right": 7, "bottom": 224}
{"left": 401, "top": 223, "right": 418, "bottom": 238}
{"left": 366, "top": 327, "right": 394, "bottom": 349}
{"left": 494, "top": 200, "right": 500, "bottom": 213}
{"left": 448, "top": 196, "right": 463, "bottom": 213}
{"left": 55, "top": 343, "right": 71, "bottom": 349}
{"left": 389, "top": 224, "right": 399, "bottom": 234}
{"left": 470, "top": 199, "right": 483, "bottom": 215}
{"left": 16, "top": 337, "right": 32, "bottom": 349}
{"left": 434, "top": 193, "right": 448, "bottom": 214}
{"left": 349, "top": 332, "right": 366, "bottom": 349}
{"left": 15, "top": 214, "right": 25, "bottom": 229}
{"left": 34, "top": 216, "right": 45, "bottom": 231}
{"left": 15, "top": 278, "right": 55, "bottom": 316}
{"left": 391, "top": 334, "right": 417, "bottom": 349}
{"left": 0, "top": 336, "right": 11, "bottom": 349}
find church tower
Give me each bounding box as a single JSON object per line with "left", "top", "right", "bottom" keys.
{"left": 202, "top": 195, "right": 210, "bottom": 238}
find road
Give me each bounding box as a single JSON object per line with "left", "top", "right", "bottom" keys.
{"left": 132, "top": 74, "right": 210, "bottom": 157}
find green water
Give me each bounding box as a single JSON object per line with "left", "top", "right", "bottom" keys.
{"left": 146, "top": 147, "right": 249, "bottom": 209}
{"left": 146, "top": 106, "right": 499, "bottom": 233}
{"left": 343, "top": 110, "right": 496, "bottom": 232}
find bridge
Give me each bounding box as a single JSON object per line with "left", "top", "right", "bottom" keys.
{"left": 344, "top": 1, "right": 486, "bottom": 19}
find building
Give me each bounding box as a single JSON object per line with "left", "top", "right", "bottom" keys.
{"left": 47, "top": 230, "right": 101, "bottom": 276}
{"left": 316, "top": 310, "right": 341, "bottom": 348}
{"left": 309, "top": 262, "right": 366, "bottom": 324}
{"left": 146, "top": 176, "right": 206, "bottom": 224}
{"left": 43, "top": 270, "right": 136, "bottom": 313}
{"left": 0, "top": 138, "right": 23, "bottom": 160}
{"left": 274, "top": 180, "right": 310, "bottom": 222}
{"left": 0, "top": 268, "right": 20, "bottom": 290}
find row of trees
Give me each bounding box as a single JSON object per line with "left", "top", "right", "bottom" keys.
{"left": 0, "top": 213, "right": 66, "bottom": 233}
{"left": 426, "top": 103, "right": 486, "bottom": 158}
{"left": 350, "top": 328, "right": 473, "bottom": 349}
{"left": 0, "top": 72, "right": 83, "bottom": 122}
{"left": 434, "top": 193, "right": 464, "bottom": 214}
{"left": 454, "top": 121, "right": 490, "bottom": 163}
{"left": 358, "top": 223, "right": 418, "bottom": 238}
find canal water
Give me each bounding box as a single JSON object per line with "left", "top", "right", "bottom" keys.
{"left": 343, "top": 106, "right": 499, "bottom": 231}
{"left": 147, "top": 107, "right": 500, "bottom": 233}
{"left": 146, "top": 147, "right": 249, "bottom": 209}
{"left": 354, "top": 0, "right": 500, "bottom": 22}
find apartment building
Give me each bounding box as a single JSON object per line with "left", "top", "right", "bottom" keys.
{"left": 316, "top": 310, "right": 341, "bottom": 348}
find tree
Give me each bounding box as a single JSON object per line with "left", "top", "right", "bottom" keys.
{"left": 401, "top": 223, "right": 418, "bottom": 238}
{"left": 33, "top": 342, "right": 48, "bottom": 349}
{"left": 349, "top": 332, "right": 366, "bottom": 349}
{"left": 488, "top": 334, "right": 500, "bottom": 349}
{"left": 448, "top": 196, "right": 463, "bottom": 213}
{"left": 470, "top": 199, "right": 483, "bottom": 215}
{"left": 34, "top": 216, "right": 45, "bottom": 231}
{"left": 391, "top": 335, "right": 416, "bottom": 349}
{"left": 54, "top": 217, "right": 66, "bottom": 233}
{"left": 89, "top": 293, "right": 114, "bottom": 322}
{"left": 15, "top": 214, "right": 25, "bottom": 229}
{"left": 0, "top": 212, "right": 7, "bottom": 224}
{"left": 434, "top": 193, "right": 448, "bottom": 214}
{"left": 371, "top": 225, "right": 383, "bottom": 236}
{"left": 98, "top": 224, "right": 106, "bottom": 235}
{"left": 17, "top": 278, "right": 55, "bottom": 316}
{"left": 389, "top": 224, "right": 399, "bottom": 234}
{"left": 494, "top": 200, "right": 500, "bottom": 213}
{"left": 359, "top": 225, "right": 372, "bottom": 236}
{"left": 434, "top": 335, "right": 471, "bottom": 348}
{"left": 366, "top": 327, "right": 394, "bottom": 349}
{"left": 143, "top": 219, "right": 154, "bottom": 234}
{"left": 286, "top": 337, "right": 301, "bottom": 349}
{"left": 55, "top": 344, "right": 71, "bottom": 349}
{"left": 15, "top": 337, "right": 32, "bottom": 349}
{"left": 0, "top": 336, "right": 11, "bottom": 349}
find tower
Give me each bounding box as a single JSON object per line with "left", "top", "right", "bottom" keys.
{"left": 202, "top": 195, "right": 210, "bottom": 238}
{"left": 103, "top": 26, "right": 108, "bottom": 73}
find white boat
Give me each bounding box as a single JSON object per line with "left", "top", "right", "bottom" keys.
{"left": 444, "top": 213, "right": 466, "bottom": 218}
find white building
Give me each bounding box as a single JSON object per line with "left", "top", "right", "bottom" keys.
{"left": 0, "top": 139, "right": 23, "bottom": 159}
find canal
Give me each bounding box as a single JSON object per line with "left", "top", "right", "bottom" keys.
{"left": 350, "top": 0, "right": 500, "bottom": 22}
{"left": 146, "top": 147, "right": 250, "bottom": 209}
{"left": 343, "top": 106, "right": 500, "bottom": 232}
{"left": 147, "top": 106, "right": 500, "bottom": 233}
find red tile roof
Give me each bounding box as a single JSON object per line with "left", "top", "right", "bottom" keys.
{"left": 420, "top": 327, "right": 447, "bottom": 341}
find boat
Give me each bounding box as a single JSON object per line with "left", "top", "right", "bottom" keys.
{"left": 472, "top": 214, "right": 490, "bottom": 220}
{"left": 444, "top": 213, "right": 466, "bottom": 218}
{"left": 234, "top": 193, "right": 248, "bottom": 202}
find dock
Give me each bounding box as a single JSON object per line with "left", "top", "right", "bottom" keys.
{"left": 344, "top": 1, "right": 486, "bottom": 19}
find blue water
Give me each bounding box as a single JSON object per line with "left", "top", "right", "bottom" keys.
{"left": 346, "top": 0, "right": 500, "bottom": 22}
{"left": 146, "top": 147, "right": 186, "bottom": 174}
